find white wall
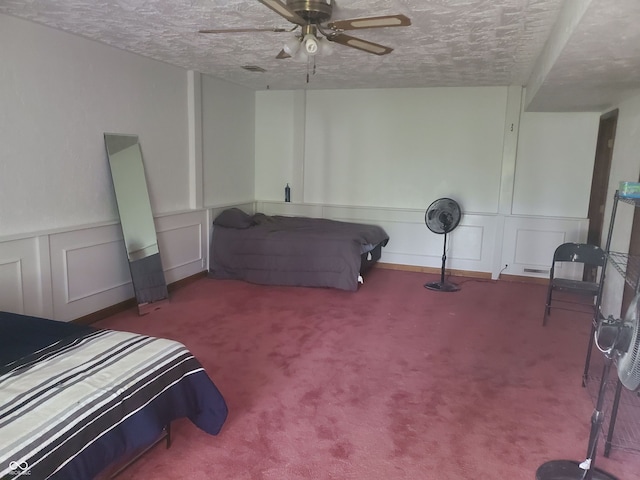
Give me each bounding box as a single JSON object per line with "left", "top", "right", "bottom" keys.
{"left": 600, "top": 92, "right": 640, "bottom": 317}
{"left": 303, "top": 87, "right": 508, "bottom": 212}
{"left": 255, "top": 88, "right": 600, "bottom": 217}
{"left": 254, "top": 90, "right": 306, "bottom": 202}
{"left": 0, "top": 14, "right": 255, "bottom": 320}
{"left": 513, "top": 113, "right": 599, "bottom": 217}
{"left": 0, "top": 13, "right": 190, "bottom": 237}
{"left": 202, "top": 75, "right": 255, "bottom": 207}
{"left": 254, "top": 88, "right": 599, "bottom": 278}
{"left": 256, "top": 87, "right": 510, "bottom": 212}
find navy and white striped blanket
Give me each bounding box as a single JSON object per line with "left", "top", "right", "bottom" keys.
{"left": 0, "top": 324, "right": 227, "bottom": 479}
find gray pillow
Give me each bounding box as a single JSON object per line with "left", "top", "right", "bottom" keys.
{"left": 214, "top": 208, "right": 254, "bottom": 229}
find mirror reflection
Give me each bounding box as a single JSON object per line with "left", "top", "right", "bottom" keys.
{"left": 104, "top": 133, "right": 168, "bottom": 313}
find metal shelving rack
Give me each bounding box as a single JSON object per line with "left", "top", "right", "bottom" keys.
{"left": 602, "top": 192, "right": 640, "bottom": 293}
{"left": 585, "top": 190, "right": 640, "bottom": 456}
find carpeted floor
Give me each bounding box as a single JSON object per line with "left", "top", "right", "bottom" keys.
{"left": 95, "top": 268, "right": 640, "bottom": 479}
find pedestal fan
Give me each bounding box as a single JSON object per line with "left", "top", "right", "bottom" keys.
{"left": 424, "top": 197, "right": 462, "bottom": 292}
{"left": 536, "top": 292, "right": 640, "bottom": 480}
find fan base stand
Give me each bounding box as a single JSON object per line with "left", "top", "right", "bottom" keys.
{"left": 424, "top": 281, "right": 460, "bottom": 292}
{"left": 536, "top": 460, "right": 617, "bottom": 480}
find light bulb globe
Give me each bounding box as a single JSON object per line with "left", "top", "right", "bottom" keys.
{"left": 318, "top": 37, "right": 334, "bottom": 56}
{"left": 292, "top": 48, "right": 309, "bottom": 63}
{"left": 303, "top": 34, "right": 318, "bottom": 55}
{"left": 283, "top": 37, "right": 300, "bottom": 56}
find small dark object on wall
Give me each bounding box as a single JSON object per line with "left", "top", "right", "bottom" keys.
{"left": 285, "top": 183, "right": 291, "bottom": 202}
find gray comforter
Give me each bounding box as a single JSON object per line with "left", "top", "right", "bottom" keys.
{"left": 208, "top": 211, "right": 389, "bottom": 291}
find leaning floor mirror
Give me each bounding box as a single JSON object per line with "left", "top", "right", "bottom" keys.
{"left": 104, "top": 133, "right": 168, "bottom": 315}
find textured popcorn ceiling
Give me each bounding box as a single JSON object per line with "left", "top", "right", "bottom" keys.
{"left": 1, "top": 0, "right": 639, "bottom": 111}
{"left": 527, "top": 0, "right": 640, "bottom": 111}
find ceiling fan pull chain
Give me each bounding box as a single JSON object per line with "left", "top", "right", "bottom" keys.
{"left": 305, "top": 55, "right": 313, "bottom": 84}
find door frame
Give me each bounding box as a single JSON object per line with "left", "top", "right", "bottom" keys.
{"left": 587, "top": 109, "right": 618, "bottom": 248}
{"left": 585, "top": 109, "right": 618, "bottom": 283}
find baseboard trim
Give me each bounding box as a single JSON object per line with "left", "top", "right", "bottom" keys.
{"left": 73, "top": 298, "right": 138, "bottom": 326}
{"left": 498, "top": 273, "right": 549, "bottom": 285}
{"left": 375, "top": 262, "right": 491, "bottom": 280}
{"left": 73, "top": 271, "right": 207, "bottom": 325}
{"left": 167, "top": 270, "right": 208, "bottom": 292}
{"left": 375, "top": 262, "right": 548, "bottom": 284}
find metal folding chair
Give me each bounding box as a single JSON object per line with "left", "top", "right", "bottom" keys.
{"left": 543, "top": 242, "right": 606, "bottom": 326}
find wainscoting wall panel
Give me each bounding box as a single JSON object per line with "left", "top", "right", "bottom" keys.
{"left": 156, "top": 210, "right": 208, "bottom": 284}
{"left": 500, "top": 215, "right": 589, "bottom": 279}
{"left": 64, "top": 239, "right": 131, "bottom": 304}
{"left": 0, "top": 256, "right": 24, "bottom": 315}
{"left": 256, "top": 201, "right": 589, "bottom": 280}
{"left": 0, "top": 236, "right": 51, "bottom": 318}
{"left": 0, "top": 204, "right": 590, "bottom": 321}
{"left": 256, "top": 201, "right": 500, "bottom": 275}
{"left": 50, "top": 224, "right": 133, "bottom": 321}
{"left": 0, "top": 209, "right": 212, "bottom": 321}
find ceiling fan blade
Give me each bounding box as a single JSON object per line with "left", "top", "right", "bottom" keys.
{"left": 327, "top": 14, "right": 411, "bottom": 31}
{"left": 199, "top": 27, "right": 290, "bottom": 34}
{"left": 258, "top": 0, "right": 307, "bottom": 26}
{"left": 329, "top": 34, "right": 393, "bottom": 56}
{"left": 276, "top": 49, "right": 291, "bottom": 59}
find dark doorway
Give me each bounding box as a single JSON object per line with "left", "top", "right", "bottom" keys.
{"left": 587, "top": 109, "right": 618, "bottom": 248}
{"left": 585, "top": 109, "right": 618, "bottom": 282}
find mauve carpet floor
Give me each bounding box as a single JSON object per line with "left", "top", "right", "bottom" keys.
{"left": 95, "top": 268, "right": 640, "bottom": 479}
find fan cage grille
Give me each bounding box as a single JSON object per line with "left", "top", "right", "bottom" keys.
{"left": 424, "top": 198, "right": 461, "bottom": 234}
{"left": 616, "top": 293, "right": 640, "bottom": 391}
{"left": 619, "top": 317, "right": 640, "bottom": 391}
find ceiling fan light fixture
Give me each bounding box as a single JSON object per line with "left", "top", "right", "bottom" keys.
{"left": 207, "top": 3, "right": 411, "bottom": 62}
{"left": 292, "top": 47, "right": 309, "bottom": 63}
{"left": 318, "top": 37, "right": 334, "bottom": 56}
{"left": 283, "top": 36, "right": 301, "bottom": 56}
{"left": 303, "top": 34, "right": 319, "bottom": 55}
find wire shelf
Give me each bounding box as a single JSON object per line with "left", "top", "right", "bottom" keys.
{"left": 607, "top": 252, "right": 640, "bottom": 293}
{"left": 581, "top": 190, "right": 640, "bottom": 456}
{"left": 617, "top": 195, "right": 640, "bottom": 208}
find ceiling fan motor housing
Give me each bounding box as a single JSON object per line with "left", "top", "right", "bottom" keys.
{"left": 287, "top": 0, "right": 332, "bottom": 23}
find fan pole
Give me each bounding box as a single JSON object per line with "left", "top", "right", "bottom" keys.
{"left": 424, "top": 232, "right": 459, "bottom": 292}
{"left": 536, "top": 354, "right": 618, "bottom": 480}
{"left": 440, "top": 231, "right": 448, "bottom": 285}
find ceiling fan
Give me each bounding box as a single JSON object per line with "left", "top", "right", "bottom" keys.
{"left": 199, "top": 0, "right": 411, "bottom": 60}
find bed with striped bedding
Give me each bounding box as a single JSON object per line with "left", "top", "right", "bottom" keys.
{"left": 0, "top": 311, "right": 227, "bottom": 479}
